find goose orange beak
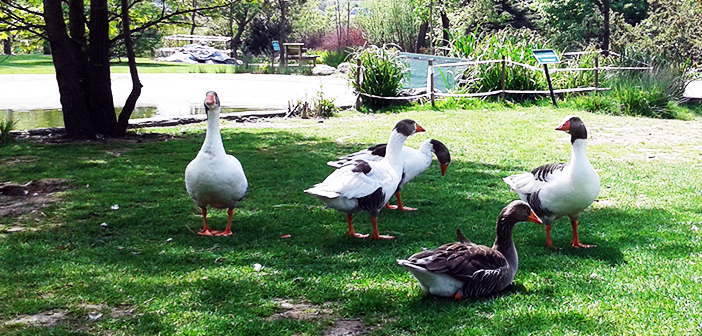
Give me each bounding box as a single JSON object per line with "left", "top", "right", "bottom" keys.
{"left": 555, "top": 120, "right": 570, "bottom": 131}
{"left": 415, "top": 124, "right": 425, "bottom": 133}
{"left": 527, "top": 210, "right": 542, "bottom": 224}
{"left": 440, "top": 164, "right": 448, "bottom": 176}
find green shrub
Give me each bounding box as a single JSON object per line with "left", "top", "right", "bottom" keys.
{"left": 608, "top": 63, "right": 689, "bottom": 119}
{"left": 349, "top": 45, "right": 409, "bottom": 109}
{"left": 574, "top": 93, "right": 620, "bottom": 114}
{"left": 0, "top": 118, "right": 17, "bottom": 144}
{"left": 317, "top": 50, "right": 349, "bottom": 68}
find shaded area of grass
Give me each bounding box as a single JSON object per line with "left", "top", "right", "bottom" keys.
{"left": 1, "top": 108, "right": 701, "bottom": 334}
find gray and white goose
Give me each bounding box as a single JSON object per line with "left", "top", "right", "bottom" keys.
{"left": 397, "top": 201, "right": 542, "bottom": 299}
{"left": 327, "top": 139, "right": 451, "bottom": 211}
{"left": 185, "top": 91, "right": 248, "bottom": 236}
{"left": 305, "top": 119, "right": 425, "bottom": 240}
{"left": 503, "top": 115, "right": 600, "bottom": 248}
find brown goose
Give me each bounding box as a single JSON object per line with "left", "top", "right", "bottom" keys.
{"left": 396, "top": 201, "right": 542, "bottom": 299}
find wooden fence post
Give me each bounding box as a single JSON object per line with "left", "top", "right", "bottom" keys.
{"left": 500, "top": 55, "right": 506, "bottom": 101}
{"left": 594, "top": 55, "right": 599, "bottom": 94}
{"left": 428, "top": 59, "right": 435, "bottom": 108}
{"left": 355, "top": 59, "right": 362, "bottom": 110}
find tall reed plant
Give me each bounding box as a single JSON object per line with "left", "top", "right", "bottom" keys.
{"left": 349, "top": 45, "right": 409, "bottom": 108}
{"left": 0, "top": 117, "right": 17, "bottom": 144}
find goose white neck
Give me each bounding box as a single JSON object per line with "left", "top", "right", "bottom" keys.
{"left": 385, "top": 130, "right": 408, "bottom": 168}
{"left": 570, "top": 139, "right": 589, "bottom": 165}
{"left": 418, "top": 139, "right": 433, "bottom": 157}
{"left": 201, "top": 107, "right": 226, "bottom": 156}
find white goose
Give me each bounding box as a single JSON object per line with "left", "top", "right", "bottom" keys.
{"left": 503, "top": 115, "right": 600, "bottom": 248}
{"left": 327, "top": 139, "right": 451, "bottom": 211}
{"left": 397, "top": 201, "right": 542, "bottom": 299}
{"left": 305, "top": 119, "right": 425, "bottom": 240}
{"left": 185, "top": 91, "right": 248, "bottom": 236}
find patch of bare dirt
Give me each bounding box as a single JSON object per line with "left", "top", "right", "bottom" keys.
{"left": 1, "top": 156, "right": 38, "bottom": 166}
{"left": 323, "top": 319, "right": 376, "bottom": 336}
{"left": 267, "top": 300, "right": 334, "bottom": 321}
{"left": 0, "top": 178, "right": 73, "bottom": 219}
{"left": 267, "top": 300, "right": 378, "bottom": 336}
{"left": 588, "top": 118, "right": 702, "bottom": 162}
{"left": 3, "top": 310, "right": 68, "bottom": 327}
{"left": 2, "top": 304, "right": 135, "bottom": 329}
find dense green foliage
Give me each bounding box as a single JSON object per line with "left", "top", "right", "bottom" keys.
{"left": 0, "top": 117, "right": 16, "bottom": 144}
{"left": 349, "top": 45, "right": 409, "bottom": 108}
{"left": 2, "top": 108, "right": 702, "bottom": 334}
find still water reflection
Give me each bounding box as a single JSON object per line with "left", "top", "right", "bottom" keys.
{"left": 0, "top": 105, "right": 252, "bottom": 130}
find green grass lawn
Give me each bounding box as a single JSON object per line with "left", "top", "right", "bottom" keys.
{"left": 1, "top": 107, "right": 702, "bottom": 335}
{"left": 0, "top": 54, "right": 242, "bottom": 75}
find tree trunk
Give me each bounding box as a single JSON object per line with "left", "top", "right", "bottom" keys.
{"left": 416, "top": 21, "right": 428, "bottom": 53}
{"left": 116, "top": 0, "right": 142, "bottom": 136}
{"left": 88, "top": 0, "right": 117, "bottom": 136}
{"left": 440, "top": 10, "right": 450, "bottom": 47}
{"left": 602, "top": 0, "right": 610, "bottom": 55}
{"left": 190, "top": 0, "right": 197, "bottom": 35}
{"left": 43, "top": 0, "right": 95, "bottom": 139}
{"left": 3, "top": 38, "right": 10, "bottom": 55}
{"left": 278, "top": 0, "right": 286, "bottom": 67}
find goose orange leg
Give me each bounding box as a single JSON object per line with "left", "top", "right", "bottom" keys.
{"left": 197, "top": 207, "right": 220, "bottom": 236}
{"left": 385, "top": 192, "right": 417, "bottom": 211}
{"left": 370, "top": 216, "right": 395, "bottom": 240}
{"left": 571, "top": 219, "right": 596, "bottom": 248}
{"left": 545, "top": 225, "right": 554, "bottom": 248}
{"left": 347, "top": 214, "right": 368, "bottom": 238}
{"left": 214, "top": 209, "right": 234, "bottom": 236}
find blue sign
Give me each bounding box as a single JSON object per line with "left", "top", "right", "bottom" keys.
{"left": 272, "top": 41, "right": 280, "bottom": 51}
{"left": 532, "top": 49, "right": 560, "bottom": 64}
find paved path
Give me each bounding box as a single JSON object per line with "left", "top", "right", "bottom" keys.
{"left": 0, "top": 73, "right": 356, "bottom": 112}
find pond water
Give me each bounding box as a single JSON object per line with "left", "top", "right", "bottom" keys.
{"left": 1, "top": 105, "right": 254, "bottom": 131}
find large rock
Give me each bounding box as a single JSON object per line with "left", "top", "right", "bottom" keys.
{"left": 313, "top": 64, "right": 336, "bottom": 76}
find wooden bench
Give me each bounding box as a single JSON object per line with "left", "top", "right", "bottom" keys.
{"left": 283, "top": 43, "right": 320, "bottom": 66}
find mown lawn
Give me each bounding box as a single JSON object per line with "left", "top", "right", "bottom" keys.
{"left": 1, "top": 107, "right": 702, "bottom": 335}
{"left": 0, "top": 55, "right": 239, "bottom": 75}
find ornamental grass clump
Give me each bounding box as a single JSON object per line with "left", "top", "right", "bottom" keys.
{"left": 349, "top": 45, "right": 409, "bottom": 109}
{"left": 0, "top": 117, "right": 17, "bottom": 144}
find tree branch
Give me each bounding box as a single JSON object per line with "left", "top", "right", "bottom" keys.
{"left": 109, "top": 3, "right": 232, "bottom": 43}
{"left": 0, "top": 0, "right": 45, "bottom": 17}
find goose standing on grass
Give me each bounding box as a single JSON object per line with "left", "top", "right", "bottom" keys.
{"left": 327, "top": 139, "right": 451, "bottom": 211}
{"left": 397, "top": 201, "right": 542, "bottom": 299}
{"left": 185, "top": 91, "right": 248, "bottom": 236}
{"left": 503, "top": 115, "right": 600, "bottom": 248}
{"left": 305, "top": 119, "right": 425, "bottom": 240}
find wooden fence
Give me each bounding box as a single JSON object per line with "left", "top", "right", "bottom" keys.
{"left": 355, "top": 51, "right": 652, "bottom": 109}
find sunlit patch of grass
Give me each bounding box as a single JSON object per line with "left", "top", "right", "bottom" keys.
{"left": 0, "top": 108, "right": 701, "bottom": 334}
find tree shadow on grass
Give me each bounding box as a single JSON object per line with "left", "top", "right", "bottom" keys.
{"left": 0, "top": 128, "right": 698, "bottom": 335}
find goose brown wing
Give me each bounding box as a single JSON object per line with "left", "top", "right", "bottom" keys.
{"left": 407, "top": 242, "right": 508, "bottom": 283}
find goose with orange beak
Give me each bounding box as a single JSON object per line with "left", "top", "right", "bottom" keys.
{"left": 185, "top": 91, "right": 248, "bottom": 236}
{"left": 305, "top": 119, "right": 425, "bottom": 239}
{"left": 327, "top": 139, "right": 450, "bottom": 211}
{"left": 503, "top": 115, "right": 600, "bottom": 248}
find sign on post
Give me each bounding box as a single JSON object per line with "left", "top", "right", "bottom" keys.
{"left": 271, "top": 41, "right": 280, "bottom": 52}
{"left": 532, "top": 49, "right": 559, "bottom": 107}
{"left": 532, "top": 49, "right": 560, "bottom": 64}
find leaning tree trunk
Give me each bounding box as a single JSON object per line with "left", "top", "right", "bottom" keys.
{"left": 116, "top": 0, "right": 142, "bottom": 135}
